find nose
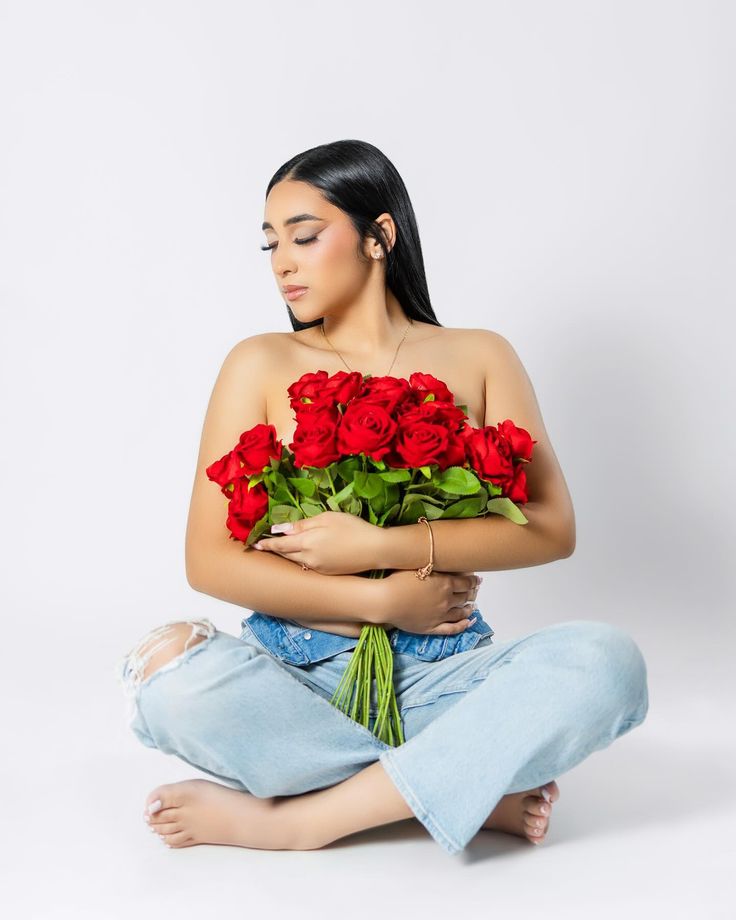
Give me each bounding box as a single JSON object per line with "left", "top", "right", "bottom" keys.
{"left": 273, "top": 250, "right": 299, "bottom": 278}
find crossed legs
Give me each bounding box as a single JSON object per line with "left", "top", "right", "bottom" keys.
{"left": 127, "top": 622, "right": 558, "bottom": 851}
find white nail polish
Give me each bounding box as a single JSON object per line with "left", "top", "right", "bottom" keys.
{"left": 148, "top": 799, "right": 162, "bottom": 814}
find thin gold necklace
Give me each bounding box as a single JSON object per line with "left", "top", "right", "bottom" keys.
{"left": 320, "top": 317, "right": 414, "bottom": 377}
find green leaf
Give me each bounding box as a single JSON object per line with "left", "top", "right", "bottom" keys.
{"left": 245, "top": 514, "right": 272, "bottom": 546}
{"left": 439, "top": 497, "right": 486, "bottom": 517}
{"left": 353, "top": 471, "right": 384, "bottom": 499}
{"left": 336, "top": 458, "right": 361, "bottom": 481}
{"left": 435, "top": 465, "right": 481, "bottom": 496}
{"left": 485, "top": 496, "right": 529, "bottom": 524}
{"left": 378, "top": 469, "right": 412, "bottom": 483}
{"left": 288, "top": 477, "right": 317, "bottom": 498}
{"left": 378, "top": 503, "right": 401, "bottom": 526}
{"left": 271, "top": 504, "right": 300, "bottom": 524}
{"left": 327, "top": 479, "right": 355, "bottom": 505}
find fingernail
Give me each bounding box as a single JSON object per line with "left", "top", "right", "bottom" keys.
{"left": 148, "top": 799, "right": 162, "bottom": 814}
{"left": 271, "top": 523, "right": 293, "bottom": 533}
{"left": 467, "top": 616, "right": 477, "bottom": 626}
{"left": 253, "top": 542, "right": 263, "bottom": 550}
{"left": 144, "top": 814, "right": 151, "bottom": 823}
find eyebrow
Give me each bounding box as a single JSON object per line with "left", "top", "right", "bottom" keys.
{"left": 261, "top": 213, "right": 325, "bottom": 231}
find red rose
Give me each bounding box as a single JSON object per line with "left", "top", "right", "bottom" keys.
{"left": 226, "top": 478, "right": 269, "bottom": 542}
{"left": 206, "top": 449, "right": 248, "bottom": 495}
{"left": 320, "top": 370, "right": 365, "bottom": 406}
{"left": 506, "top": 463, "right": 529, "bottom": 503}
{"left": 235, "top": 423, "right": 283, "bottom": 476}
{"left": 287, "top": 370, "right": 330, "bottom": 409}
{"left": 497, "top": 419, "right": 536, "bottom": 461}
{"left": 408, "top": 372, "right": 455, "bottom": 405}
{"left": 461, "top": 425, "right": 516, "bottom": 491}
{"left": 291, "top": 405, "right": 342, "bottom": 468}
{"left": 386, "top": 411, "right": 467, "bottom": 469}
{"left": 401, "top": 398, "right": 468, "bottom": 430}
{"left": 358, "top": 375, "right": 414, "bottom": 415}
{"left": 336, "top": 399, "right": 398, "bottom": 461}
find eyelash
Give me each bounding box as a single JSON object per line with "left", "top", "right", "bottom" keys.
{"left": 260, "top": 236, "right": 318, "bottom": 252}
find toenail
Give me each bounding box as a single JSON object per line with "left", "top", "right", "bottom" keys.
{"left": 144, "top": 815, "right": 151, "bottom": 823}
{"left": 148, "top": 799, "right": 162, "bottom": 814}
{"left": 540, "top": 804, "right": 549, "bottom": 814}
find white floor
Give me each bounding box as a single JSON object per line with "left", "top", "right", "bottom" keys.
{"left": 6, "top": 615, "right": 734, "bottom": 920}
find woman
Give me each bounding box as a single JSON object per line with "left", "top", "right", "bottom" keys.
{"left": 118, "top": 139, "right": 649, "bottom": 856}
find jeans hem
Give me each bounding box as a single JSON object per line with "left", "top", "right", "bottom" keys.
{"left": 378, "top": 750, "right": 463, "bottom": 856}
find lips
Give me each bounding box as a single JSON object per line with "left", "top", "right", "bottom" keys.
{"left": 284, "top": 286, "right": 308, "bottom": 301}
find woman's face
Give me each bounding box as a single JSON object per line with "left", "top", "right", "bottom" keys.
{"left": 261, "top": 179, "right": 377, "bottom": 323}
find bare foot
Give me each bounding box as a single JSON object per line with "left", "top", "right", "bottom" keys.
{"left": 143, "top": 779, "right": 306, "bottom": 850}
{"left": 480, "top": 780, "right": 560, "bottom": 845}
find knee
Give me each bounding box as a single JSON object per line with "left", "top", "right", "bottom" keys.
{"left": 120, "top": 618, "right": 216, "bottom": 690}
{"left": 561, "top": 620, "right": 649, "bottom": 722}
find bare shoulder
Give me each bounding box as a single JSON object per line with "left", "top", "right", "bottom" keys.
{"left": 224, "top": 331, "right": 283, "bottom": 365}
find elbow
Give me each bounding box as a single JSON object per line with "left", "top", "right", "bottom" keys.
{"left": 186, "top": 563, "right": 207, "bottom": 592}
{"left": 551, "top": 513, "right": 575, "bottom": 559}
{"left": 558, "top": 524, "right": 576, "bottom": 558}
{"left": 185, "top": 545, "right": 211, "bottom": 593}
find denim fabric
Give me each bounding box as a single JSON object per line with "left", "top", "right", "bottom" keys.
{"left": 118, "top": 615, "right": 649, "bottom": 856}
{"left": 244, "top": 608, "right": 495, "bottom": 666}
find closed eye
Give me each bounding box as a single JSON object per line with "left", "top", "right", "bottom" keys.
{"left": 260, "top": 236, "right": 318, "bottom": 252}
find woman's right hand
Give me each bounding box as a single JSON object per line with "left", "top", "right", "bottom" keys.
{"left": 374, "top": 569, "right": 482, "bottom": 635}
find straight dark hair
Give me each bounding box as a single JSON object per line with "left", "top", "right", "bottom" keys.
{"left": 265, "top": 139, "right": 443, "bottom": 332}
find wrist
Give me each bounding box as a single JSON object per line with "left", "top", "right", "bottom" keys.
{"left": 357, "top": 576, "right": 392, "bottom": 627}
{"left": 378, "top": 523, "right": 429, "bottom": 571}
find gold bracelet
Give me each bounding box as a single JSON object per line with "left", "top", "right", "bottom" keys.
{"left": 414, "top": 516, "right": 435, "bottom": 580}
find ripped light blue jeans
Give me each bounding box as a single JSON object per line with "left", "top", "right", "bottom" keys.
{"left": 117, "top": 616, "right": 649, "bottom": 856}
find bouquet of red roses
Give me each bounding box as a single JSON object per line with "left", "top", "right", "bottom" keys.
{"left": 206, "top": 370, "right": 536, "bottom": 747}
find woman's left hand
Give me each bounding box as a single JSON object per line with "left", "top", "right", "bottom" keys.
{"left": 251, "top": 510, "right": 385, "bottom": 576}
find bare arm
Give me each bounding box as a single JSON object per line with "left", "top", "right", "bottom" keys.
{"left": 184, "top": 335, "right": 383, "bottom": 637}
{"left": 375, "top": 502, "right": 572, "bottom": 573}
{"left": 189, "top": 543, "right": 383, "bottom": 636}
{"left": 377, "top": 330, "right": 576, "bottom": 573}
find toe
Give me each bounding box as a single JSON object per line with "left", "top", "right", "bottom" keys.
{"left": 524, "top": 814, "right": 547, "bottom": 834}
{"left": 148, "top": 807, "right": 180, "bottom": 827}
{"left": 542, "top": 780, "right": 560, "bottom": 803}
{"left": 164, "top": 830, "right": 195, "bottom": 848}
{"left": 151, "top": 820, "right": 182, "bottom": 837}
{"left": 525, "top": 796, "right": 549, "bottom": 817}
{"left": 145, "top": 783, "right": 184, "bottom": 815}
{"left": 145, "top": 787, "right": 168, "bottom": 813}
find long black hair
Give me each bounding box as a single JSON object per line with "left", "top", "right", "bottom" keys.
{"left": 264, "top": 139, "right": 443, "bottom": 332}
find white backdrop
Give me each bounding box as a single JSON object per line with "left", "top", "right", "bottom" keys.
{"left": 1, "top": 1, "right": 733, "bottom": 917}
